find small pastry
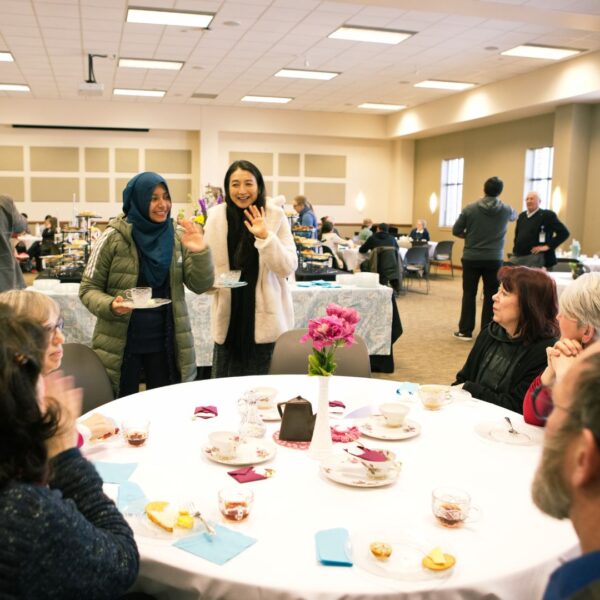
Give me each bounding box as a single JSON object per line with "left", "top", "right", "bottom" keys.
{"left": 422, "top": 546, "right": 456, "bottom": 571}
{"left": 369, "top": 541, "right": 393, "bottom": 561}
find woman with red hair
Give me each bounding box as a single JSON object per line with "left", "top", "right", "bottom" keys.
{"left": 453, "top": 266, "right": 559, "bottom": 412}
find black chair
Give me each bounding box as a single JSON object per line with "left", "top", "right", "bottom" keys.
{"left": 430, "top": 240, "right": 455, "bottom": 277}
{"left": 269, "top": 329, "right": 371, "bottom": 378}
{"left": 402, "top": 246, "right": 429, "bottom": 294}
{"left": 60, "top": 343, "right": 114, "bottom": 413}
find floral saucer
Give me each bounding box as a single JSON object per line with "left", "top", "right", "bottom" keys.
{"left": 357, "top": 416, "right": 421, "bottom": 441}
{"left": 320, "top": 454, "right": 400, "bottom": 488}
{"left": 202, "top": 438, "right": 276, "bottom": 465}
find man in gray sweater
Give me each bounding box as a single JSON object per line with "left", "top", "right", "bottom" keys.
{"left": 452, "top": 177, "right": 516, "bottom": 340}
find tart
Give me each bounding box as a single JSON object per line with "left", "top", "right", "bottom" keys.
{"left": 422, "top": 546, "right": 456, "bottom": 571}
{"left": 369, "top": 541, "right": 393, "bottom": 561}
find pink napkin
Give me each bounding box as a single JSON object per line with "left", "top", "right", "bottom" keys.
{"left": 346, "top": 447, "right": 388, "bottom": 462}
{"left": 194, "top": 405, "right": 218, "bottom": 419}
{"left": 329, "top": 401, "right": 346, "bottom": 409}
{"left": 227, "top": 467, "right": 274, "bottom": 483}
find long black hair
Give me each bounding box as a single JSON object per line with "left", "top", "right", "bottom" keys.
{"left": 0, "top": 304, "right": 58, "bottom": 487}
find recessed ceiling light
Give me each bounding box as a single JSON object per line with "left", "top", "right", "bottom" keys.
{"left": 223, "top": 20, "right": 241, "bottom": 27}
{"left": 127, "top": 7, "right": 214, "bottom": 28}
{"left": 414, "top": 80, "right": 475, "bottom": 91}
{"left": 0, "top": 52, "right": 14, "bottom": 62}
{"left": 242, "top": 95, "right": 292, "bottom": 104}
{"left": 275, "top": 68, "right": 339, "bottom": 81}
{"left": 118, "top": 58, "right": 183, "bottom": 70}
{"left": 0, "top": 83, "right": 29, "bottom": 92}
{"left": 329, "top": 25, "right": 415, "bottom": 45}
{"left": 501, "top": 44, "right": 583, "bottom": 60}
{"left": 358, "top": 102, "right": 406, "bottom": 111}
{"left": 113, "top": 88, "right": 165, "bottom": 97}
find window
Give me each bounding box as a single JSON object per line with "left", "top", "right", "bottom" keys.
{"left": 439, "top": 157, "right": 464, "bottom": 227}
{"left": 523, "top": 146, "right": 553, "bottom": 208}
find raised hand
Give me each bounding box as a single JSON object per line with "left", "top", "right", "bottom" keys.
{"left": 243, "top": 204, "right": 268, "bottom": 240}
{"left": 178, "top": 217, "right": 207, "bottom": 252}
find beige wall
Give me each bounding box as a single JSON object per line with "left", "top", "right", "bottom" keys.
{"left": 413, "top": 113, "right": 555, "bottom": 260}
{"left": 583, "top": 105, "right": 600, "bottom": 254}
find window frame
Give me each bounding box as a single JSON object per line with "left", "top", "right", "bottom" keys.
{"left": 439, "top": 157, "right": 464, "bottom": 228}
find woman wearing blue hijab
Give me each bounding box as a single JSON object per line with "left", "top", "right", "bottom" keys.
{"left": 80, "top": 172, "right": 214, "bottom": 397}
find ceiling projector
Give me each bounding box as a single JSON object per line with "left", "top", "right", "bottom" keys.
{"left": 78, "top": 82, "right": 104, "bottom": 96}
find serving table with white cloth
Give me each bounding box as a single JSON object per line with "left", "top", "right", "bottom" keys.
{"left": 37, "top": 283, "right": 393, "bottom": 365}
{"left": 85, "top": 375, "right": 577, "bottom": 600}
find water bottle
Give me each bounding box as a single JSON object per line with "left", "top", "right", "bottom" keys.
{"left": 538, "top": 225, "right": 546, "bottom": 244}
{"left": 570, "top": 239, "right": 581, "bottom": 259}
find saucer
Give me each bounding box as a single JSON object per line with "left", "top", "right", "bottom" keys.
{"left": 123, "top": 298, "right": 172, "bottom": 309}
{"left": 203, "top": 438, "right": 276, "bottom": 465}
{"left": 321, "top": 454, "right": 400, "bottom": 488}
{"left": 357, "top": 416, "right": 421, "bottom": 441}
{"left": 475, "top": 421, "right": 542, "bottom": 446}
{"left": 213, "top": 281, "right": 248, "bottom": 289}
{"left": 125, "top": 502, "right": 208, "bottom": 541}
{"left": 257, "top": 406, "right": 281, "bottom": 422}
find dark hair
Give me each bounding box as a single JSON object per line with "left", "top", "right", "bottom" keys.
{"left": 484, "top": 176, "right": 503, "bottom": 197}
{"left": 320, "top": 221, "right": 334, "bottom": 236}
{"left": 378, "top": 223, "right": 389, "bottom": 232}
{"left": 497, "top": 266, "right": 559, "bottom": 344}
{"left": 0, "top": 304, "right": 58, "bottom": 487}
{"left": 224, "top": 160, "right": 266, "bottom": 208}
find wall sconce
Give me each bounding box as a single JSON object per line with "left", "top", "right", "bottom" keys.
{"left": 551, "top": 186, "right": 562, "bottom": 214}
{"left": 355, "top": 191, "right": 366, "bottom": 212}
{"left": 429, "top": 192, "right": 438, "bottom": 214}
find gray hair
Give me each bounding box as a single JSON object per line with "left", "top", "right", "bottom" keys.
{"left": 559, "top": 272, "right": 600, "bottom": 341}
{"left": 0, "top": 289, "right": 60, "bottom": 324}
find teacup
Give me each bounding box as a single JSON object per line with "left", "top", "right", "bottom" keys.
{"left": 125, "top": 287, "right": 152, "bottom": 307}
{"left": 379, "top": 402, "right": 410, "bottom": 427}
{"left": 209, "top": 431, "right": 240, "bottom": 460}
{"left": 432, "top": 487, "right": 480, "bottom": 527}
{"left": 122, "top": 418, "right": 150, "bottom": 447}
{"left": 253, "top": 387, "right": 277, "bottom": 410}
{"left": 352, "top": 449, "right": 400, "bottom": 480}
{"left": 419, "top": 384, "right": 451, "bottom": 410}
{"left": 218, "top": 486, "right": 254, "bottom": 521}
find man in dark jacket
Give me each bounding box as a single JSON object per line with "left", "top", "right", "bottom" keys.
{"left": 511, "top": 191, "right": 569, "bottom": 269}
{"left": 452, "top": 177, "right": 516, "bottom": 340}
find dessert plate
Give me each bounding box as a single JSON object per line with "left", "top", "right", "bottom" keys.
{"left": 320, "top": 454, "right": 400, "bottom": 488}
{"left": 213, "top": 281, "right": 248, "bottom": 289}
{"left": 352, "top": 531, "right": 454, "bottom": 583}
{"left": 125, "top": 502, "right": 209, "bottom": 541}
{"left": 202, "top": 438, "right": 276, "bottom": 465}
{"left": 357, "top": 416, "right": 421, "bottom": 441}
{"left": 122, "top": 298, "right": 172, "bottom": 309}
{"left": 474, "top": 421, "right": 542, "bottom": 446}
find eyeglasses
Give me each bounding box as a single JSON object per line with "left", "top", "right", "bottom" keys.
{"left": 44, "top": 317, "right": 64, "bottom": 335}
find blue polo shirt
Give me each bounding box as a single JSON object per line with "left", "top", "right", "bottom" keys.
{"left": 543, "top": 551, "right": 600, "bottom": 600}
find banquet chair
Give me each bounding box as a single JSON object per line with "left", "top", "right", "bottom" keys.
{"left": 60, "top": 343, "right": 114, "bottom": 413}
{"left": 402, "top": 246, "right": 430, "bottom": 294}
{"left": 269, "top": 329, "right": 371, "bottom": 378}
{"left": 430, "top": 240, "right": 454, "bottom": 278}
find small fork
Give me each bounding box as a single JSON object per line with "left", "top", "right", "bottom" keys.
{"left": 504, "top": 416, "right": 519, "bottom": 435}
{"left": 186, "top": 502, "right": 216, "bottom": 536}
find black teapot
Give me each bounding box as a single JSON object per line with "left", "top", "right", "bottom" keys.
{"left": 277, "top": 396, "right": 316, "bottom": 442}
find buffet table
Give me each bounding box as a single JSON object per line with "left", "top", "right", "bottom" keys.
{"left": 84, "top": 375, "right": 578, "bottom": 600}
{"left": 37, "top": 283, "right": 394, "bottom": 365}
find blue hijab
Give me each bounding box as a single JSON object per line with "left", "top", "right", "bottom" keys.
{"left": 123, "top": 171, "right": 174, "bottom": 288}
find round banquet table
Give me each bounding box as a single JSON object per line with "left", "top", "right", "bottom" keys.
{"left": 83, "top": 375, "right": 578, "bottom": 600}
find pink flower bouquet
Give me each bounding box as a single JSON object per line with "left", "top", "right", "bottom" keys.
{"left": 300, "top": 304, "right": 361, "bottom": 376}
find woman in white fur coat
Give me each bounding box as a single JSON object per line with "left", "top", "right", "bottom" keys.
{"left": 204, "top": 160, "right": 298, "bottom": 377}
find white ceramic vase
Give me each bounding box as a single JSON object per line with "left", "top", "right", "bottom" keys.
{"left": 308, "top": 375, "right": 333, "bottom": 460}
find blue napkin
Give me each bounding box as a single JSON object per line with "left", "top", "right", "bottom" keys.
{"left": 173, "top": 524, "right": 257, "bottom": 565}
{"left": 296, "top": 280, "right": 341, "bottom": 288}
{"left": 117, "top": 481, "right": 147, "bottom": 515}
{"left": 396, "top": 382, "right": 419, "bottom": 396}
{"left": 93, "top": 461, "right": 137, "bottom": 484}
{"left": 315, "top": 528, "right": 353, "bottom": 567}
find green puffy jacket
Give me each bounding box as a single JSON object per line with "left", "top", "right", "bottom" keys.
{"left": 79, "top": 215, "right": 214, "bottom": 396}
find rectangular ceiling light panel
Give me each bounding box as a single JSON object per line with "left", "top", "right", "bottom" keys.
{"left": 329, "top": 26, "right": 414, "bottom": 45}
{"left": 414, "top": 80, "right": 475, "bottom": 91}
{"left": 127, "top": 7, "right": 214, "bottom": 28}
{"left": 0, "top": 83, "right": 30, "bottom": 92}
{"left": 275, "top": 69, "right": 339, "bottom": 81}
{"left": 119, "top": 58, "right": 183, "bottom": 70}
{"left": 113, "top": 88, "right": 165, "bottom": 97}
{"left": 242, "top": 95, "right": 292, "bottom": 104}
{"left": 501, "top": 44, "right": 582, "bottom": 60}
{"left": 359, "top": 102, "right": 406, "bottom": 110}
{"left": 0, "top": 52, "right": 14, "bottom": 62}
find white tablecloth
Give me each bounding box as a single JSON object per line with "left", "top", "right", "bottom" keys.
{"left": 84, "top": 375, "right": 578, "bottom": 600}
{"left": 548, "top": 272, "right": 574, "bottom": 298}
{"left": 16, "top": 234, "right": 42, "bottom": 249}
{"left": 38, "top": 283, "right": 394, "bottom": 365}
{"left": 342, "top": 242, "right": 437, "bottom": 272}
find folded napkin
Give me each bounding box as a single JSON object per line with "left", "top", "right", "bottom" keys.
{"left": 228, "top": 466, "right": 274, "bottom": 483}
{"left": 329, "top": 401, "right": 346, "bottom": 409}
{"left": 93, "top": 462, "right": 137, "bottom": 484}
{"left": 346, "top": 448, "right": 388, "bottom": 462}
{"left": 296, "top": 281, "right": 341, "bottom": 288}
{"left": 173, "top": 524, "right": 257, "bottom": 565}
{"left": 117, "top": 481, "right": 147, "bottom": 515}
{"left": 396, "top": 382, "right": 419, "bottom": 396}
{"left": 315, "top": 528, "right": 353, "bottom": 567}
{"left": 194, "top": 405, "right": 218, "bottom": 419}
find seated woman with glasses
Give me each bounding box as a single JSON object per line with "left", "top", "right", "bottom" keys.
{"left": 0, "top": 305, "right": 139, "bottom": 598}
{"left": 453, "top": 266, "right": 559, "bottom": 413}
{"left": 524, "top": 272, "right": 600, "bottom": 425}
{"left": 0, "top": 289, "right": 117, "bottom": 443}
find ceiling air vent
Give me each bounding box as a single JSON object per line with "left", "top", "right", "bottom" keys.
{"left": 191, "top": 93, "right": 218, "bottom": 99}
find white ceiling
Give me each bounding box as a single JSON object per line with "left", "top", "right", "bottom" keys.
{"left": 1, "top": 0, "right": 599, "bottom": 114}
